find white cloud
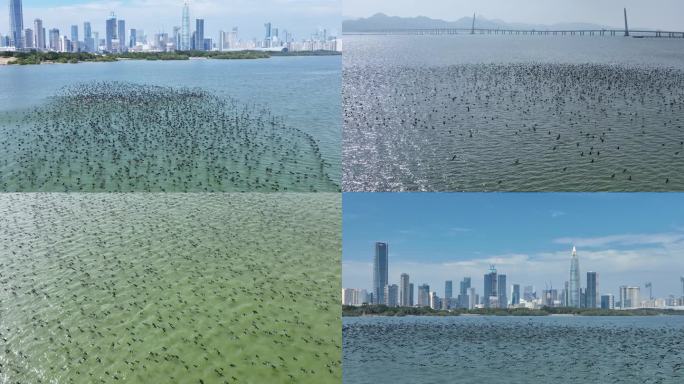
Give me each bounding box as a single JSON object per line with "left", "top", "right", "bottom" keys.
{"left": 554, "top": 232, "right": 684, "bottom": 248}
{"left": 550, "top": 210, "right": 566, "bottom": 218}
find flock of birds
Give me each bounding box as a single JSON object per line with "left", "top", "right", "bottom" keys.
{"left": 0, "top": 82, "right": 339, "bottom": 192}
{"left": 343, "top": 63, "right": 684, "bottom": 191}
{"left": 0, "top": 193, "right": 342, "bottom": 383}
{"left": 343, "top": 318, "right": 684, "bottom": 384}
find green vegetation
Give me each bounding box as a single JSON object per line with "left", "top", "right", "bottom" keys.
{"left": 343, "top": 305, "right": 684, "bottom": 317}
{"left": 116, "top": 52, "right": 190, "bottom": 61}
{"left": 1, "top": 49, "right": 308, "bottom": 65}
{"left": 343, "top": 305, "right": 455, "bottom": 317}
{"left": 271, "top": 50, "right": 341, "bottom": 56}
{"left": 3, "top": 51, "right": 115, "bottom": 65}
{"left": 175, "top": 50, "right": 271, "bottom": 59}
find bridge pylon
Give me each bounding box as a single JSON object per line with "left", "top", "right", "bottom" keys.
{"left": 471, "top": 13, "right": 476, "bottom": 35}
{"left": 624, "top": 8, "right": 629, "bottom": 37}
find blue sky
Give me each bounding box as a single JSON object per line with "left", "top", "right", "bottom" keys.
{"left": 343, "top": 193, "right": 684, "bottom": 299}
{"left": 2, "top": 0, "right": 341, "bottom": 42}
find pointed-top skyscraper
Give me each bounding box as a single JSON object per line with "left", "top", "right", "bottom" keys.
{"left": 569, "top": 246, "right": 580, "bottom": 307}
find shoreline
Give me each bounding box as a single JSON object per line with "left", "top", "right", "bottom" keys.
{"left": 0, "top": 57, "right": 16, "bottom": 65}
{"left": 1, "top": 50, "right": 341, "bottom": 66}
{"left": 343, "top": 305, "right": 684, "bottom": 317}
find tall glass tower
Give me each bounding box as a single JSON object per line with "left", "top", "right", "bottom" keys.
{"left": 372, "top": 242, "right": 388, "bottom": 305}
{"left": 497, "top": 274, "right": 507, "bottom": 308}
{"left": 444, "top": 280, "right": 453, "bottom": 300}
{"left": 586, "top": 272, "right": 598, "bottom": 308}
{"left": 512, "top": 284, "right": 520, "bottom": 305}
{"left": 569, "top": 246, "right": 580, "bottom": 307}
{"left": 483, "top": 265, "right": 497, "bottom": 308}
{"left": 399, "top": 273, "right": 410, "bottom": 307}
{"left": 9, "top": 0, "right": 24, "bottom": 49}
{"left": 181, "top": 2, "right": 191, "bottom": 50}
{"left": 34, "top": 19, "right": 44, "bottom": 50}
{"left": 195, "top": 19, "right": 204, "bottom": 51}
{"left": 117, "top": 20, "right": 126, "bottom": 52}
{"left": 105, "top": 13, "right": 117, "bottom": 52}
{"left": 83, "top": 22, "right": 92, "bottom": 52}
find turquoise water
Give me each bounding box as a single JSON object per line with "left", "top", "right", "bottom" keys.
{"left": 0, "top": 57, "right": 341, "bottom": 191}
{"left": 343, "top": 315, "right": 684, "bottom": 383}
{"left": 0, "top": 193, "right": 341, "bottom": 383}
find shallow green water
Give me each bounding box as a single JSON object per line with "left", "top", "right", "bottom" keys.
{"left": 0, "top": 193, "right": 341, "bottom": 383}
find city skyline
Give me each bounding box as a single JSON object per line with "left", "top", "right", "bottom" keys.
{"left": 343, "top": 193, "right": 684, "bottom": 299}
{"left": 343, "top": 0, "right": 684, "bottom": 31}
{"left": 346, "top": 241, "right": 684, "bottom": 310}
{"left": 1, "top": 0, "right": 341, "bottom": 46}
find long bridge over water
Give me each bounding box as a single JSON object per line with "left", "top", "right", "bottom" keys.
{"left": 344, "top": 9, "right": 684, "bottom": 38}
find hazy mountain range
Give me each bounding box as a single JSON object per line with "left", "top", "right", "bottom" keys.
{"left": 343, "top": 13, "right": 625, "bottom": 32}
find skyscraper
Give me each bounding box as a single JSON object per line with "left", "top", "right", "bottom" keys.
{"left": 83, "top": 21, "right": 93, "bottom": 52}
{"left": 48, "top": 28, "right": 60, "bottom": 51}
{"left": 601, "top": 294, "right": 615, "bottom": 309}
{"left": 173, "top": 26, "right": 181, "bottom": 50}
{"left": 23, "top": 28, "right": 33, "bottom": 49}
{"left": 681, "top": 276, "right": 684, "bottom": 299}
{"left": 34, "top": 19, "right": 44, "bottom": 50}
{"left": 417, "top": 284, "right": 430, "bottom": 307}
{"left": 60, "top": 35, "right": 70, "bottom": 53}
{"left": 83, "top": 22, "right": 91, "bottom": 40}
{"left": 445, "top": 280, "right": 453, "bottom": 300}
{"left": 409, "top": 283, "right": 414, "bottom": 306}
{"left": 195, "top": 19, "right": 204, "bottom": 51}
{"left": 129, "top": 29, "right": 137, "bottom": 49}
{"left": 399, "top": 273, "right": 410, "bottom": 307}
{"left": 586, "top": 272, "right": 599, "bottom": 308}
{"left": 372, "top": 242, "right": 388, "bottom": 305}
{"left": 218, "top": 30, "right": 226, "bottom": 51}
{"left": 264, "top": 22, "right": 272, "bottom": 47}
{"left": 70, "top": 25, "right": 78, "bottom": 52}
{"left": 229, "top": 27, "right": 238, "bottom": 49}
{"left": 70, "top": 25, "right": 78, "bottom": 44}
{"left": 384, "top": 284, "right": 399, "bottom": 307}
{"left": 459, "top": 277, "right": 471, "bottom": 308}
{"left": 181, "top": 1, "right": 190, "bottom": 50}
{"left": 105, "top": 13, "right": 117, "bottom": 52}
{"left": 467, "top": 287, "right": 476, "bottom": 309}
{"left": 497, "top": 274, "right": 507, "bottom": 308}
{"left": 429, "top": 291, "right": 439, "bottom": 310}
{"left": 117, "top": 20, "right": 126, "bottom": 52}
{"left": 569, "top": 246, "right": 580, "bottom": 308}
{"left": 342, "top": 288, "right": 354, "bottom": 306}
{"left": 619, "top": 286, "right": 640, "bottom": 309}
{"left": 483, "top": 265, "right": 497, "bottom": 308}
{"left": 523, "top": 285, "right": 535, "bottom": 301}
{"left": 512, "top": 284, "right": 521, "bottom": 305}
{"left": 543, "top": 289, "right": 558, "bottom": 307}
{"left": 9, "top": 0, "right": 24, "bottom": 49}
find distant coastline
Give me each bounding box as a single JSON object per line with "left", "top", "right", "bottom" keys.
{"left": 343, "top": 305, "right": 684, "bottom": 317}
{"left": 0, "top": 50, "right": 341, "bottom": 65}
